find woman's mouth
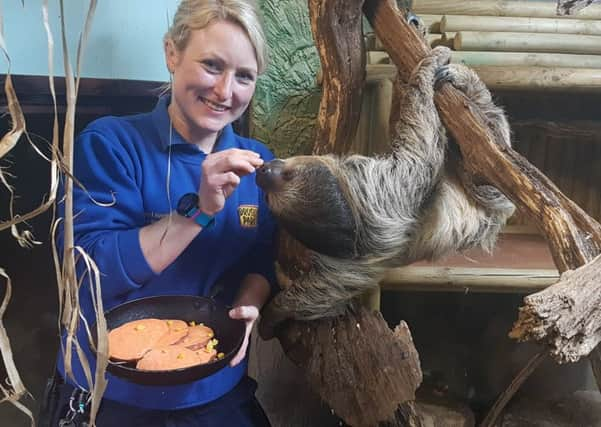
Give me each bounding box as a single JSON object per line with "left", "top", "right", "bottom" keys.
{"left": 199, "top": 96, "right": 229, "bottom": 112}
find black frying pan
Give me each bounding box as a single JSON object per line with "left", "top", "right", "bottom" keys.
{"left": 93, "top": 295, "right": 245, "bottom": 386}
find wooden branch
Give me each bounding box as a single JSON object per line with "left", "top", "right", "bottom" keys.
{"left": 557, "top": 0, "right": 601, "bottom": 16}
{"left": 510, "top": 253, "right": 601, "bottom": 362}
{"left": 479, "top": 350, "right": 547, "bottom": 427}
{"left": 308, "top": 0, "right": 365, "bottom": 155}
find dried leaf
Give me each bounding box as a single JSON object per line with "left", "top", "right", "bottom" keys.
{"left": 0, "top": 269, "right": 33, "bottom": 427}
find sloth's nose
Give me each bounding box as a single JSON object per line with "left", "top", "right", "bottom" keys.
{"left": 256, "top": 159, "right": 285, "bottom": 191}
{"left": 257, "top": 159, "right": 284, "bottom": 176}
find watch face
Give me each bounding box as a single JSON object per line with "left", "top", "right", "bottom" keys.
{"left": 177, "top": 193, "right": 199, "bottom": 216}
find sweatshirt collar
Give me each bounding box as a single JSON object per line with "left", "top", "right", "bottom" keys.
{"left": 152, "top": 95, "right": 237, "bottom": 153}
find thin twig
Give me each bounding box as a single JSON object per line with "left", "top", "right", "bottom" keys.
{"left": 479, "top": 350, "right": 547, "bottom": 427}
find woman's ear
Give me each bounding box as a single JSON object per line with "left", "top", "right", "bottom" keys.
{"left": 164, "top": 38, "right": 178, "bottom": 74}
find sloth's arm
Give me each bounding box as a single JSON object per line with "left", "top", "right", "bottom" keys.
{"left": 387, "top": 46, "right": 451, "bottom": 211}
{"left": 407, "top": 64, "right": 515, "bottom": 261}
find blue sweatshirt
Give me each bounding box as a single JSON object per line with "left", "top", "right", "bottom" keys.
{"left": 57, "top": 96, "right": 277, "bottom": 410}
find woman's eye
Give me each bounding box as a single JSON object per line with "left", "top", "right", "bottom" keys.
{"left": 236, "top": 72, "right": 256, "bottom": 85}
{"left": 201, "top": 60, "right": 221, "bottom": 73}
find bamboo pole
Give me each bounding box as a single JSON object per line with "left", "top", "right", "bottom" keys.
{"left": 429, "top": 32, "right": 454, "bottom": 47}
{"left": 373, "top": 33, "right": 452, "bottom": 49}
{"left": 475, "top": 66, "right": 601, "bottom": 91}
{"left": 367, "top": 50, "right": 601, "bottom": 69}
{"left": 454, "top": 31, "right": 601, "bottom": 55}
{"left": 450, "top": 51, "right": 601, "bottom": 69}
{"left": 366, "top": 64, "right": 601, "bottom": 92}
{"left": 380, "top": 266, "right": 559, "bottom": 293}
{"left": 412, "top": 0, "right": 601, "bottom": 19}
{"left": 367, "top": 50, "right": 390, "bottom": 64}
{"left": 441, "top": 14, "right": 601, "bottom": 35}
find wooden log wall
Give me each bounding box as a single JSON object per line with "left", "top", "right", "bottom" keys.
{"left": 511, "top": 122, "right": 601, "bottom": 225}
{"left": 363, "top": 0, "right": 601, "bottom": 91}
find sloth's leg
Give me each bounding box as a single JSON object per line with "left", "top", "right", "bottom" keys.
{"left": 434, "top": 64, "right": 515, "bottom": 220}
{"left": 435, "top": 63, "right": 510, "bottom": 148}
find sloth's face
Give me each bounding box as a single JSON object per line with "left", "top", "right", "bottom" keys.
{"left": 256, "top": 156, "right": 357, "bottom": 258}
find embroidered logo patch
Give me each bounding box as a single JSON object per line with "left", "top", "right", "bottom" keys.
{"left": 238, "top": 205, "right": 258, "bottom": 228}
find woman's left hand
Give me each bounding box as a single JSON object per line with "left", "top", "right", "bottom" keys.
{"left": 228, "top": 305, "right": 259, "bottom": 366}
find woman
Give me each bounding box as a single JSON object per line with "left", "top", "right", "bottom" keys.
{"left": 46, "top": 1, "right": 276, "bottom": 425}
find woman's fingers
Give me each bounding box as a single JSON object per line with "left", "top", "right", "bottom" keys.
{"left": 204, "top": 149, "right": 264, "bottom": 176}
{"left": 229, "top": 305, "right": 259, "bottom": 321}
{"left": 228, "top": 305, "right": 258, "bottom": 366}
{"left": 199, "top": 149, "right": 264, "bottom": 215}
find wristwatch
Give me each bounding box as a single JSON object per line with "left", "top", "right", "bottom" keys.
{"left": 176, "top": 193, "right": 215, "bottom": 229}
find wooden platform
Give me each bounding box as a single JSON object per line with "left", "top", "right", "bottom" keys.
{"left": 380, "top": 231, "right": 559, "bottom": 293}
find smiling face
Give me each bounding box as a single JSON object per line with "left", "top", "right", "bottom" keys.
{"left": 165, "top": 19, "right": 258, "bottom": 150}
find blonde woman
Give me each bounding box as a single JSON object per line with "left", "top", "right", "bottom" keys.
{"left": 47, "top": 1, "right": 276, "bottom": 425}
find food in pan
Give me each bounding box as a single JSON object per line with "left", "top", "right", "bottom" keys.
{"left": 176, "top": 323, "right": 214, "bottom": 350}
{"left": 108, "top": 319, "right": 170, "bottom": 362}
{"left": 108, "top": 318, "right": 225, "bottom": 370}
{"left": 136, "top": 345, "right": 201, "bottom": 371}
{"left": 156, "top": 319, "right": 189, "bottom": 347}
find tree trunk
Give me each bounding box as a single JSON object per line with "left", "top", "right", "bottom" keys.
{"left": 308, "top": 0, "right": 365, "bottom": 155}
{"left": 278, "top": 310, "right": 423, "bottom": 427}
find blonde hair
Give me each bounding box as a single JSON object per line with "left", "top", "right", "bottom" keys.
{"left": 165, "top": 0, "right": 268, "bottom": 74}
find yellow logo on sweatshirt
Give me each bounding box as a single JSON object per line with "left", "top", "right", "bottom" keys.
{"left": 238, "top": 205, "right": 258, "bottom": 228}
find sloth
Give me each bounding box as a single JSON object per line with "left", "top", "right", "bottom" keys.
{"left": 256, "top": 46, "right": 515, "bottom": 337}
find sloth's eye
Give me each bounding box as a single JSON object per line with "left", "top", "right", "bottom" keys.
{"left": 281, "top": 169, "right": 295, "bottom": 181}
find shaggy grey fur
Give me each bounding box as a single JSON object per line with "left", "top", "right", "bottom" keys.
{"left": 257, "top": 47, "right": 515, "bottom": 331}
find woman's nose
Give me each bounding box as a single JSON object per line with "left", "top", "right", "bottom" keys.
{"left": 214, "top": 73, "right": 234, "bottom": 100}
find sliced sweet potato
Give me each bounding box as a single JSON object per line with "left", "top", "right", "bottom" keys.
{"left": 176, "top": 324, "right": 214, "bottom": 350}
{"left": 136, "top": 345, "right": 201, "bottom": 371}
{"left": 108, "top": 318, "right": 169, "bottom": 362}
{"left": 155, "top": 319, "right": 189, "bottom": 347}
{"left": 195, "top": 347, "right": 217, "bottom": 365}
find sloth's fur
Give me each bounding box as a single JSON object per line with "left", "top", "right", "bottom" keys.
{"left": 257, "top": 47, "right": 515, "bottom": 325}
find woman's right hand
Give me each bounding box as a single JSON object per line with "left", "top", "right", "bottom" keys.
{"left": 198, "top": 148, "right": 264, "bottom": 215}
